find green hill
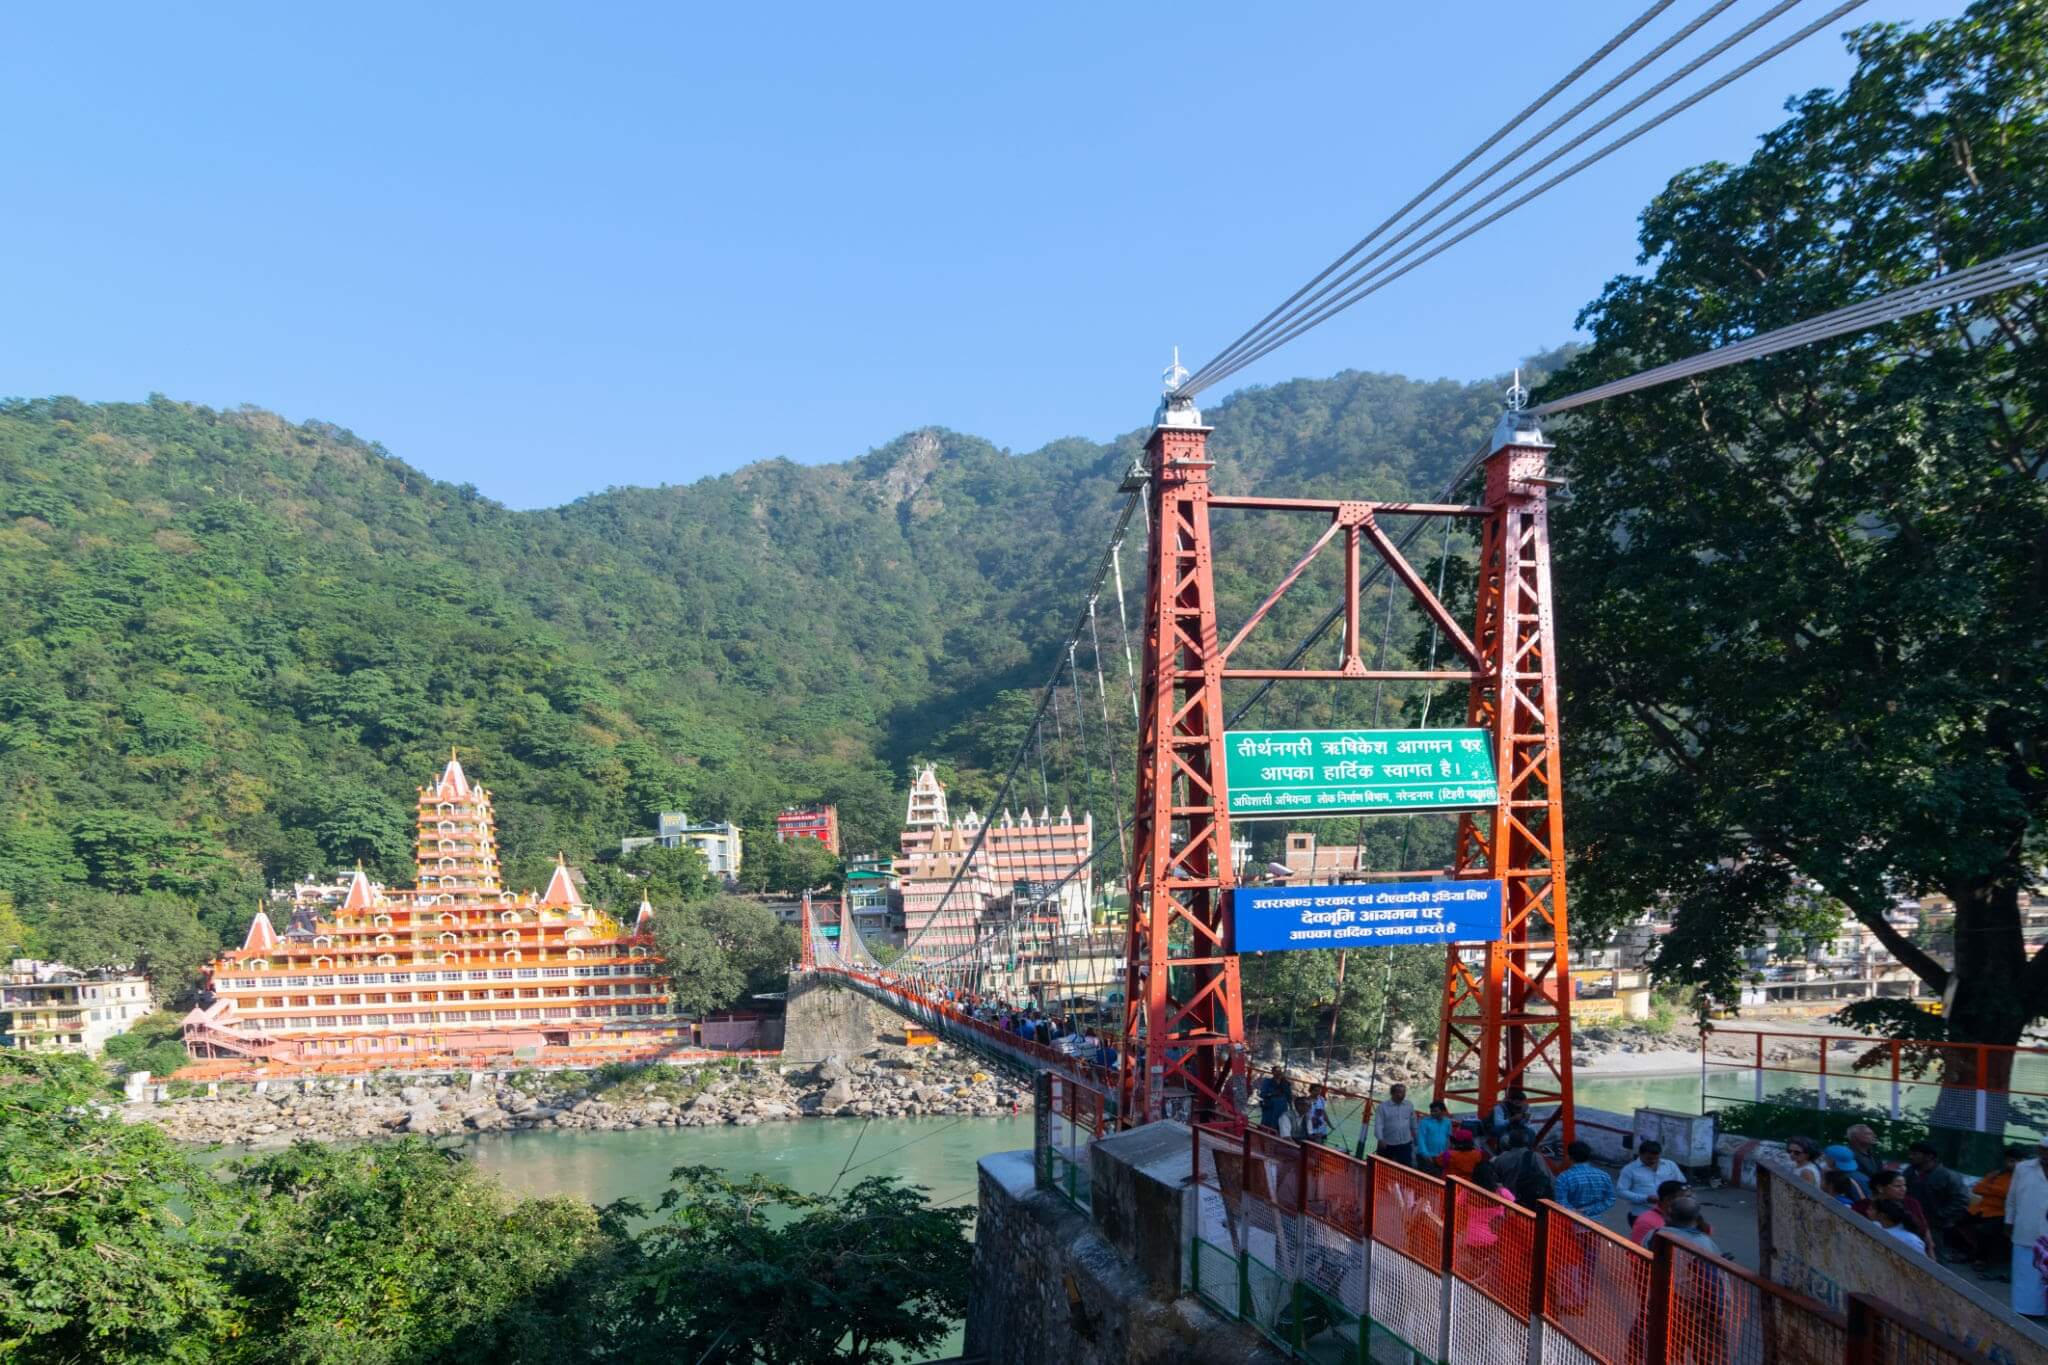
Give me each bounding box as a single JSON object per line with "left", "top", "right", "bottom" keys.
{"left": 0, "top": 357, "right": 1563, "bottom": 969}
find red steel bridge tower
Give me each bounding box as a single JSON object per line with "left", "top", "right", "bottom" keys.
{"left": 1120, "top": 393, "right": 1243, "bottom": 1127}
{"left": 1121, "top": 384, "right": 1577, "bottom": 1138}
{"left": 1433, "top": 404, "right": 1577, "bottom": 1144}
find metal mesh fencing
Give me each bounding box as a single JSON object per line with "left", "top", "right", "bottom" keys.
{"left": 1449, "top": 1179, "right": 1535, "bottom": 1365}
{"left": 1297, "top": 1208, "right": 1369, "bottom": 1358}
{"left": 1759, "top": 1292, "right": 1849, "bottom": 1364}
{"left": 1241, "top": 1130, "right": 1308, "bottom": 1350}
{"left": 1663, "top": 1241, "right": 1762, "bottom": 1365}
{"left": 1172, "top": 1132, "right": 1866, "bottom": 1365}
{"left": 1043, "top": 1073, "right": 1105, "bottom": 1208}
{"left": 1368, "top": 1159, "right": 1447, "bottom": 1361}
{"left": 1368, "top": 1241, "right": 1444, "bottom": 1363}
{"left": 1542, "top": 1206, "right": 1652, "bottom": 1365}
{"left": 1303, "top": 1140, "right": 1369, "bottom": 1240}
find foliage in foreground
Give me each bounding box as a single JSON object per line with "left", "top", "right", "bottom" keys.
{"left": 0, "top": 1053, "right": 972, "bottom": 1364}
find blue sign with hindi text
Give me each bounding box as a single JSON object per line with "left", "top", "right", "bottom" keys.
{"left": 1233, "top": 879, "right": 1504, "bottom": 952}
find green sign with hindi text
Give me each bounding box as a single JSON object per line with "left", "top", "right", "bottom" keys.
{"left": 1223, "top": 727, "right": 1498, "bottom": 818}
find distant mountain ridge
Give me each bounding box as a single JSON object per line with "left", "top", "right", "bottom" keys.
{"left": 0, "top": 352, "right": 1566, "bottom": 945}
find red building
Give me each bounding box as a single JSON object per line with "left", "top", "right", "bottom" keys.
{"left": 774, "top": 804, "right": 840, "bottom": 856}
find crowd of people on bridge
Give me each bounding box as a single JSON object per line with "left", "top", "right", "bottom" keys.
{"left": 1237, "top": 1062, "right": 2048, "bottom": 1317}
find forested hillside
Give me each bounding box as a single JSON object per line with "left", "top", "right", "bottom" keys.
{"left": 0, "top": 356, "right": 1562, "bottom": 981}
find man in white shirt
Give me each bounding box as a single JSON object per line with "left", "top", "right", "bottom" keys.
{"left": 1372, "top": 1083, "right": 1418, "bottom": 1166}
{"left": 2005, "top": 1137, "right": 2048, "bottom": 1319}
{"left": 1616, "top": 1140, "right": 1684, "bottom": 1221}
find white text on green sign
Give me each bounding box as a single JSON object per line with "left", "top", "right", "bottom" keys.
{"left": 1223, "top": 727, "right": 1498, "bottom": 817}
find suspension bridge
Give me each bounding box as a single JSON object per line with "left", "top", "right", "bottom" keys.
{"left": 788, "top": 0, "right": 2046, "bottom": 1133}
{"left": 779, "top": 3, "right": 2046, "bottom": 1359}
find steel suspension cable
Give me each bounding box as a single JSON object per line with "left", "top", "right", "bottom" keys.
{"left": 1184, "top": 0, "right": 1724, "bottom": 392}
{"left": 898, "top": 492, "right": 1142, "bottom": 959}
{"left": 1191, "top": 0, "right": 1866, "bottom": 396}
{"left": 1531, "top": 240, "right": 2048, "bottom": 415}
{"left": 1183, "top": 0, "right": 1684, "bottom": 392}
{"left": 1231, "top": 237, "right": 2047, "bottom": 742}
{"left": 1085, "top": 599, "right": 1134, "bottom": 890}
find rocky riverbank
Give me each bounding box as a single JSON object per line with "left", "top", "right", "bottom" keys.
{"left": 125, "top": 1045, "right": 1035, "bottom": 1146}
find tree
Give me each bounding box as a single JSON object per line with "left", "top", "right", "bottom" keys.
{"left": 28, "top": 889, "right": 220, "bottom": 1004}
{"left": 649, "top": 894, "right": 799, "bottom": 1015}
{"left": 68, "top": 809, "right": 212, "bottom": 896}
{"left": 304, "top": 780, "right": 413, "bottom": 881}
{"left": 0, "top": 1052, "right": 236, "bottom": 1363}
{"left": 224, "top": 1139, "right": 617, "bottom": 1365}
{"left": 0, "top": 892, "right": 38, "bottom": 959}
{"left": 613, "top": 1167, "right": 972, "bottom": 1364}
{"left": 1547, "top": 2, "right": 2048, "bottom": 1052}
{"left": 1239, "top": 946, "right": 1443, "bottom": 1058}
{"left": 620, "top": 841, "right": 714, "bottom": 905}
{"left": 101, "top": 1011, "right": 196, "bottom": 1081}
{"left": 736, "top": 831, "right": 841, "bottom": 896}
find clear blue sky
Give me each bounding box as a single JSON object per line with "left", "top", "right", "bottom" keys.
{"left": 1, "top": 2, "right": 1961, "bottom": 508}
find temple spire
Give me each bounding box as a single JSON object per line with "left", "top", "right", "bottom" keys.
{"left": 436, "top": 747, "right": 470, "bottom": 799}
{"left": 635, "top": 894, "right": 655, "bottom": 932}
{"left": 541, "top": 854, "right": 583, "bottom": 909}
{"left": 343, "top": 862, "right": 375, "bottom": 912}
{"left": 242, "top": 907, "right": 278, "bottom": 952}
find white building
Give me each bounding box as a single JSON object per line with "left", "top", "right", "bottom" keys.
{"left": 1, "top": 959, "right": 154, "bottom": 1056}
{"left": 621, "top": 810, "right": 744, "bottom": 879}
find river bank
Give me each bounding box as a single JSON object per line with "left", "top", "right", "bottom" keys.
{"left": 124, "top": 1017, "right": 1767, "bottom": 1148}
{"left": 125, "top": 1043, "right": 1035, "bottom": 1146}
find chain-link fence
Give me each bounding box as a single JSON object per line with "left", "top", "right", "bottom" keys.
{"left": 1157, "top": 1120, "right": 2003, "bottom": 1365}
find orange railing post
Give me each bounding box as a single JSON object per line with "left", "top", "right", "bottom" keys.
{"left": 1645, "top": 1232, "right": 1674, "bottom": 1362}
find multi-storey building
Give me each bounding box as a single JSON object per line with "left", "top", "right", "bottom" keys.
{"left": 2, "top": 960, "right": 153, "bottom": 1055}
{"left": 620, "top": 810, "right": 743, "bottom": 879}
{"left": 893, "top": 765, "right": 1096, "bottom": 947}
{"left": 775, "top": 803, "right": 840, "bottom": 856}
{"left": 898, "top": 821, "right": 1001, "bottom": 951}
{"left": 846, "top": 854, "right": 897, "bottom": 939}
{"left": 183, "top": 752, "right": 678, "bottom": 1066}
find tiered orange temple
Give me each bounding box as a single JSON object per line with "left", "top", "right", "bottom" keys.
{"left": 182, "top": 751, "right": 678, "bottom": 1069}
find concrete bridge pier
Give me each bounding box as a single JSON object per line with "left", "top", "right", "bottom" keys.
{"left": 966, "top": 1095, "right": 1287, "bottom": 1365}
{"left": 781, "top": 970, "right": 903, "bottom": 1064}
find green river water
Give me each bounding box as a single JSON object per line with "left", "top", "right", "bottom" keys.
{"left": 461, "top": 1073, "right": 1709, "bottom": 1208}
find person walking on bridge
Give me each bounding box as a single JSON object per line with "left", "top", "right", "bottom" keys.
{"left": 1554, "top": 1141, "right": 1614, "bottom": 1220}
{"left": 1414, "top": 1098, "right": 1453, "bottom": 1173}
{"left": 1256, "top": 1067, "right": 1294, "bottom": 1134}
{"left": 1370, "top": 1082, "right": 1417, "bottom": 1165}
